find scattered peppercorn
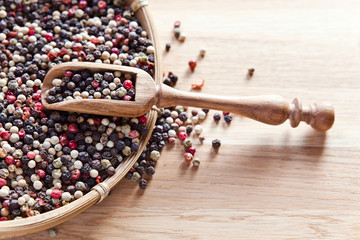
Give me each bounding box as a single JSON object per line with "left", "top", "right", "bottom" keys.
{"left": 212, "top": 139, "right": 222, "bottom": 150}
{"left": 248, "top": 68, "right": 255, "bottom": 77}
{"left": 165, "top": 43, "right": 171, "bottom": 52}
{"left": 224, "top": 115, "right": 233, "bottom": 123}
{"left": 189, "top": 60, "right": 197, "bottom": 71}
{"left": 213, "top": 113, "right": 221, "bottom": 121}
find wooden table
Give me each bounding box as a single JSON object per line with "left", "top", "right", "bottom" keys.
{"left": 11, "top": 0, "right": 360, "bottom": 239}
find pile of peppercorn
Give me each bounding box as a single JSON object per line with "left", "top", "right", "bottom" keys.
{"left": 46, "top": 70, "right": 135, "bottom": 103}
{"left": 0, "top": 0, "right": 159, "bottom": 220}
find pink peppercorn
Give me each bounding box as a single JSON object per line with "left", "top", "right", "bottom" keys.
{"left": 59, "top": 134, "right": 69, "bottom": 146}
{"left": 45, "top": 32, "right": 53, "bottom": 42}
{"left": 0, "top": 178, "right": 6, "bottom": 188}
{"left": 68, "top": 123, "right": 78, "bottom": 133}
{"left": 47, "top": 50, "right": 58, "bottom": 61}
{"left": 111, "top": 47, "right": 119, "bottom": 55}
{"left": 0, "top": 217, "right": 8, "bottom": 221}
{"left": 122, "top": 95, "right": 132, "bottom": 101}
{"left": 51, "top": 189, "right": 62, "bottom": 199}
{"left": 5, "top": 156, "right": 14, "bottom": 165}
{"left": 28, "top": 28, "right": 35, "bottom": 36}
{"left": 174, "top": 20, "right": 181, "bottom": 28}
{"left": 223, "top": 112, "right": 230, "bottom": 116}
{"left": 68, "top": 140, "right": 77, "bottom": 150}
{"left": 64, "top": 71, "right": 74, "bottom": 77}
{"left": 91, "top": 80, "right": 99, "bottom": 88}
{"left": 32, "top": 92, "right": 41, "bottom": 101}
{"left": 6, "top": 95, "right": 16, "bottom": 103}
{"left": 0, "top": 131, "right": 10, "bottom": 141}
{"left": 188, "top": 147, "right": 196, "bottom": 155}
{"left": 97, "top": 0, "right": 107, "bottom": 9}
{"left": 138, "top": 115, "right": 147, "bottom": 124}
{"left": 78, "top": 0, "right": 88, "bottom": 9}
{"left": 123, "top": 80, "right": 133, "bottom": 90}
{"left": 178, "top": 132, "right": 187, "bottom": 141}
{"left": 27, "top": 151, "right": 35, "bottom": 159}
{"left": 18, "top": 130, "right": 25, "bottom": 139}
{"left": 67, "top": 7, "right": 75, "bottom": 17}
{"left": 184, "top": 153, "right": 193, "bottom": 162}
{"left": 71, "top": 169, "right": 80, "bottom": 179}
{"left": 73, "top": 43, "right": 83, "bottom": 52}
{"left": 37, "top": 169, "right": 46, "bottom": 178}
{"left": 189, "top": 60, "right": 197, "bottom": 70}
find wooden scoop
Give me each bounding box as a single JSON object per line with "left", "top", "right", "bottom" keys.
{"left": 41, "top": 62, "right": 335, "bottom": 131}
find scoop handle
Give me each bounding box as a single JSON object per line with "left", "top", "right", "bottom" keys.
{"left": 157, "top": 84, "right": 334, "bottom": 131}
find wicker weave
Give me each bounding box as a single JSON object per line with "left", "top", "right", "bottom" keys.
{"left": 0, "top": 0, "right": 162, "bottom": 238}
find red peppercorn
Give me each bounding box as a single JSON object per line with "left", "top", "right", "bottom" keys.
{"left": 115, "top": 14, "right": 122, "bottom": 22}
{"left": 111, "top": 47, "right": 119, "bottom": 55}
{"left": 122, "top": 95, "right": 132, "bottom": 101}
{"left": 6, "top": 95, "right": 16, "bottom": 103}
{"left": 96, "top": 175, "right": 102, "bottom": 184}
{"left": 59, "top": 134, "right": 69, "bottom": 146}
{"left": 222, "top": 111, "right": 230, "bottom": 116}
{"left": 184, "top": 153, "right": 193, "bottom": 162}
{"left": 178, "top": 132, "right": 187, "bottom": 141}
{"left": 32, "top": 92, "right": 41, "bottom": 101}
{"left": 68, "top": 140, "right": 77, "bottom": 150}
{"left": 97, "top": 0, "right": 107, "bottom": 9}
{"left": 51, "top": 189, "right": 62, "bottom": 199}
{"left": 0, "top": 178, "right": 6, "bottom": 188}
{"left": 18, "top": 130, "right": 25, "bottom": 139}
{"left": 62, "top": 0, "right": 71, "bottom": 4}
{"left": 123, "top": 38, "right": 129, "bottom": 45}
{"left": 138, "top": 115, "right": 147, "bottom": 124}
{"left": 47, "top": 50, "right": 58, "bottom": 61}
{"left": 188, "top": 147, "right": 196, "bottom": 155}
{"left": 2, "top": 199, "right": 9, "bottom": 209}
{"left": 78, "top": 0, "right": 88, "bottom": 9}
{"left": 37, "top": 169, "right": 46, "bottom": 178}
{"left": 73, "top": 42, "right": 83, "bottom": 52}
{"left": 45, "top": 32, "right": 53, "bottom": 42}
{"left": 91, "top": 80, "right": 99, "bottom": 88}
{"left": 28, "top": 28, "right": 35, "bottom": 36}
{"left": 65, "top": 71, "right": 74, "bottom": 77}
{"left": 123, "top": 80, "right": 133, "bottom": 90}
{"left": 68, "top": 123, "right": 78, "bottom": 133}
{"left": 91, "top": 38, "right": 100, "bottom": 45}
{"left": 189, "top": 60, "right": 197, "bottom": 71}
{"left": 5, "top": 156, "right": 14, "bottom": 165}
{"left": 94, "top": 118, "right": 101, "bottom": 126}
{"left": 15, "top": 160, "right": 22, "bottom": 167}
{"left": 0, "top": 131, "right": 10, "bottom": 141}
{"left": 59, "top": 47, "right": 68, "bottom": 57}
{"left": 174, "top": 20, "right": 181, "bottom": 28}
{"left": 0, "top": 217, "right": 8, "bottom": 221}
{"left": 34, "top": 102, "right": 43, "bottom": 112}
{"left": 71, "top": 169, "right": 80, "bottom": 179}
{"left": 27, "top": 151, "right": 35, "bottom": 159}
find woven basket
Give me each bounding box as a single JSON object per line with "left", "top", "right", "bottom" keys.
{"left": 0, "top": 0, "right": 162, "bottom": 238}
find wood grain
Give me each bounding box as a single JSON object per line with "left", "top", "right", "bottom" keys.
{"left": 9, "top": 0, "right": 360, "bottom": 239}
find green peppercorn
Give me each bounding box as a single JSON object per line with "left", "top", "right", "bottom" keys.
{"left": 101, "top": 159, "right": 112, "bottom": 169}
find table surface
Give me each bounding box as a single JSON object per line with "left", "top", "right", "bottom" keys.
{"left": 10, "top": 0, "right": 360, "bottom": 239}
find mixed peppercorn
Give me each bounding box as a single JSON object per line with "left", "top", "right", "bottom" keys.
{"left": 0, "top": 0, "right": 228, "bottom": 221}
{"left": 0, "top": 0, "right": 157, "bottom": 220}
{"left": 46, "top": 70, "right": 135, "bottom": 103}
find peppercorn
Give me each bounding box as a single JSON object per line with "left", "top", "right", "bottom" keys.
{"left": 224, "top": 115, "right": 232, "bottom": 123}
{"left": 212, "top": 139, "right": 221, "bottom": 150}
{"left": 165, "top": 43, "right": 171, "bottom": 52}
{"left": 139, "top": 179, "right": 148, "bottom": 189}
{"left": 213, "top": 113, "right": 221, "bottom": 121}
